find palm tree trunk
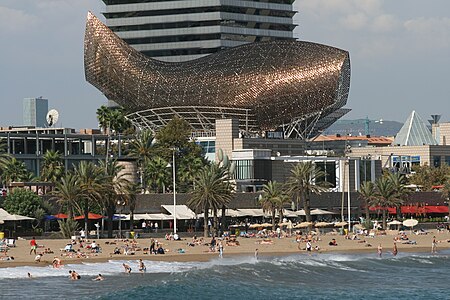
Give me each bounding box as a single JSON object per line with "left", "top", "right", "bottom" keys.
{"left": 382, "top": 209, "right": 387, "bottom": 230}
{"left": 304, "top": 192, "right": 312, "bottom": 231}
{"left": 221, "top": 205, "right": 226, "bottom": 236}
{"left": 364, "top": 200, "right": 370, "bottom": 221}
{"left": 203, "top": 206, "right": 209, "bottom": 238}
{"left": 272, "top": 209, "right": 276, "bottom": 231}
{"left": 84, "top": 199, "right": 89, "bottom": 238}
{"left": 130, "top": 211, "right": 134, "bottom": 230}
{"left": 213, "top": 208, "right": 218, "bottom": 237}
{"left": 107, "top": 203, "right": 115, "bottom": 238}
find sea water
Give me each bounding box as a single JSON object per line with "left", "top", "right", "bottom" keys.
{"left": 1, "top": 250, "right": 449, "bottom": 299}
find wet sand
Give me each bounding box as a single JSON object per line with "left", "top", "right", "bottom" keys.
{"left": 2, "top": 230, "right": 450, "bottom": 268}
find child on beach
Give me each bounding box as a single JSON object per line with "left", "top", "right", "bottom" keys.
{"left": 30, "top": 237, "right": 37, "bottom": 255}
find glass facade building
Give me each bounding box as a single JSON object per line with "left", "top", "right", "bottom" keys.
{"left": 101, "top": 0, "right": 297, "bottom": 62}
{"left": 23, "top": 97, "right": 48, "bottom": 128}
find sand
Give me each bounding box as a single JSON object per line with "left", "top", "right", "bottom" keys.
{"left": 2, "top": 230, "right": 450, "bottom": 269}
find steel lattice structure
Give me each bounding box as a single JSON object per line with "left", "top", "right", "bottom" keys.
{"left": 84, "top": 12, "right": 351, "bottom": 138}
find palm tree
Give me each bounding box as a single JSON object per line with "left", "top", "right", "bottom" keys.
{"left": 41, "top": 150, "right": 64, "bottom": 185}
{"left": 2, "top": 157, "right": 30, "bottom": 185}
{"left": 386, "top": 172, "right": 409, "bottom": 219}
{"left": 73, "top": 161, "right": 106, "bottom": 236}
{"left": 358, "top": 181, "right": 376, "bottom": 222}
{"left": 98, "top": 159, "right": 132, "bottom": 238}
{"left": 0, "top": 138, "right": 9, "bottom": 170}
{"left": 441, "top": 178, "right": 450, "bottom": 219}
{"left": 285, "top": 162, "right": 329, "bottom": 228}
{"left": 51, "top": 173, "right": 80, "bottom": 219}
{"left": 178, "top": 154, "right": 206, "bottom": 191}
{"left": 276, "top": 193, "right": 292, "bottom": 225}
{"left": 187, "top": 164, "right": 234, "bottom": 237}
{"left": 124, "top": 182, "right": 140, "bottom": 230}
{"left": 96, "top": 105, "right": 111, "bottom": 134}
{"left": 371, "top": 177, "right": 404, "bottom": 229}
{"left": 128, "top": 129, "right": 154, "bottom": 191}
{"left": 259, "top": 181, "right": 284, "bottom": 231}
{"left": 145, "top": 156, "right": 170, "bottom": 193}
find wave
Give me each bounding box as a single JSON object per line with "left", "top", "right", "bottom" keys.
{"left": 0, "top": 251, "right": 448, "bottom": 280}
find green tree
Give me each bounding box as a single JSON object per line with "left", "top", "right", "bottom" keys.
{"left": 145, "top": 156, "right": 170, "bottom": 193}
{"left": 178, "top": 154, "right": 207, "bottom": 192}
{"left": 386, "top": 172, "right": 409, "bottom": 219}
{"left": 371, "top": 177, "right": 404, "bottom": 229}
{"left": 98, "top": 159, "right": 132, "bottom": 238}
{"left": 128, "top": 129, "right": 154, "bottom": 192}
{"left": 73, "top": 161, "right": 106, "bottom": 236}
{"left": 2, "top": 157, "right": 30, "bottom": 185}
{"left": 285, "top": 162, "right": 329, "bottom": 229}
{"left": 40, "top": 150, "right": 64, "bottom": 184}
{"left": 259, "top": 181, "right": 284, "bottom": 231}
{"left": 187, "top": 164, "right": 234, "bottom": 237}
{"left": 96, "top": 105, "right": 111, "bottom": 134}
{"left": 409, "top": 165, "right": 450, "bottom": 191}
{"left": 3, "top": 188, "right": 47, "bottom": 218}
{"left": 51, "top": 173, "right": 80, "bottom": 219}
{"left": 358, "top": 181, "right": 376, "bottom": 221}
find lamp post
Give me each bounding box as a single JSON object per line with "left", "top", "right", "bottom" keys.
{"left": 172, "top": 149, "right": 177, "bottom": 234}
{"left": 117, "top": 200, "right": 125, "bottom": 238}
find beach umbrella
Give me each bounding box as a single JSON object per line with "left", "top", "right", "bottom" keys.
{"left": 295, "top": 222, "right": 312, "bottom": 228}
{"left": 278, "top": 222, "right": 290, "bottom": 226}
{"left": 334, "top": 221, "right": 348, "bottom": 227}
{"left": 402, "top": 219, "right": 418, "bottom": 232}
{"left": 260, "top": 223, "right": 273, "bottom": 227}
{"left": 53, "top": 213, "right": 68, "bottom": 219}
{"left": 315, "top": 222, "right": 333, "bottom": 227}
{"left": 249, "top": 224, "right": 262, "bottom": 229}
{"left": 74, "top": 213, "right": 103, "bottom": 220}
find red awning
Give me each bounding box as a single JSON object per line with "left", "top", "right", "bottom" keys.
{"left": 369, "top": 206, "right": 397, "bottom": 214}
{"left": 401, "top": 206, "right": 448, "bottom": 214}
{"left": 74, "top": 213, "right": 103, "bottom": 220}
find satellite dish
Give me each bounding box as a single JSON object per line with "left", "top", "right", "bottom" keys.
{"left": 46, "top": 109, "right": 59, "bottom": 127}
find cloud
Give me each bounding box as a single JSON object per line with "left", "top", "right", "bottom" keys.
{"left": 371, "top": 14, "right": 400, "bottom": 32}
{"left": 0, "top": 6, "right": 39, "bottom": 34}
{"left": 404, "top": 17, "right": 450, "bottom": 48}
{"left": 339, "top": 12, "right": 368, "bottom": 30}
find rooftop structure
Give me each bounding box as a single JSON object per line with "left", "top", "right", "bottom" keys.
{"left": 84, "top": 12, "right": 351, "bottom": 139}
{"left": 394, "top": 110, "right": 437, "bottom": 146}
{"left": 100, "top": 0, "right": 297, "bottom": 62}
{"left": 23, "top": 97, "right": 48, "bottom": 128}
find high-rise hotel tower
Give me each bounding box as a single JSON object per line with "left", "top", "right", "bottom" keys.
{"left": 101, "top": 0, "right": 297, "bottom": 62}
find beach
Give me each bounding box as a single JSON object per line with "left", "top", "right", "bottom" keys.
{"left": 3, "top": 229, "right": 450, "bottom": 269}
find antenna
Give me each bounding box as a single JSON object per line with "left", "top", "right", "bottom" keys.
{"left": 46, "top": 109, "right": 59, "bottom": 127}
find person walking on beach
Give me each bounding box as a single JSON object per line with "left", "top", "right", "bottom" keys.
{"left": 431, "top": 236, "right": 437, "bottom": 254}
{"left": 393, "top": 243, "right": 398, "bottom": 256}
{"left": 377, "top": 244, "right": 383, "bottom": 257}
{"left": 29, "top": 237, "right": 37, "bottom": 255}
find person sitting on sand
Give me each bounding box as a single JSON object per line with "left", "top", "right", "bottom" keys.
{"left": 93, "top": 274, "right": 104, "bottom": 281}
{"left": 0, "top": 256, "right": 14, "bottom": 261}
{"left": 329, "top": 239, "right": 338, "bottom": 246}
{"left": 157, "top": 245, "right": 165, "bottom": 254}
{"left": 123, "top": 263, "right": 132, "bottom": 273}
{"left": 34, "top": 253, "right": 43, "bottom": 263}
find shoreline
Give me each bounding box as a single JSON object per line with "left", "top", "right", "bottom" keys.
{"left": 2, "top": 231, "right": 449, "bottom": 269}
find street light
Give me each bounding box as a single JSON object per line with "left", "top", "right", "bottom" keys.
{"left": 117, "top": 200, "right": 125, "bottom": 238}
{"left": 167, "top": 148, "right": 177, "bottom": 234}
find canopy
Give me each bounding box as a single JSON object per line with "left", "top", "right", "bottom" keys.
{"left": 0, "top": 208, "right": 35, "bottom": 221}
{"left": 161, "top": 205, "right": 196, "bottom": 220}
{"left": 294, "top": 209, "right": 306, "bottom": 216}
{"left": 236, "top": 209, "right": 266, "bottom": 217}
{"left": 74, "top": 213, "right": 103, "bottom": 220}
{"left": 311, "top": 209, "right": 335, "bottom": 215}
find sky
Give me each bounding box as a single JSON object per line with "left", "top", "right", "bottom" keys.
{"left": 0, "top": 0, "right": 449, "bottom": 130}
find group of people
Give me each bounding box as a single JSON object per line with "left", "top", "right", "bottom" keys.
{"left": 142, "top": 221, "right": 159, "bottom": 233}
{"left": 122, "top": 259, "right": 146, "bottom": 274}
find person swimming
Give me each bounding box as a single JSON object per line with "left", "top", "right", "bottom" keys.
{"left": 93, "top": 274, "right": 104, "bottom": 281}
